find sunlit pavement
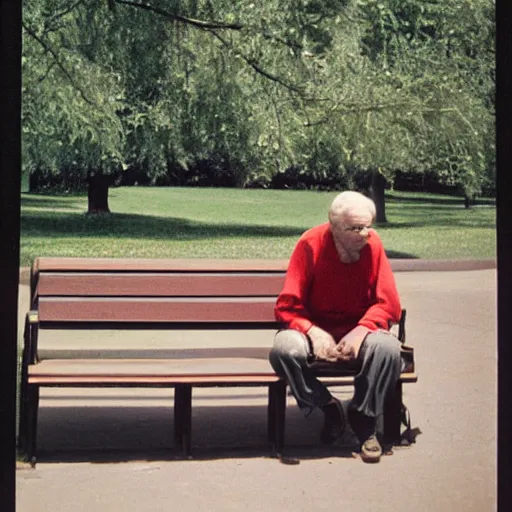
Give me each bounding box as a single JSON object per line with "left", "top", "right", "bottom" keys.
{"left": 16, "top": 266, "right": 496, "bottom": 512}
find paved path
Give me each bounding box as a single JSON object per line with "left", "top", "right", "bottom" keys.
{"left": 16, "top": 269, "right": 497, "bottom": 512}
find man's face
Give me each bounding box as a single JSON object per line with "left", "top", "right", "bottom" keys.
{"left": 330, "top": 209, "right": 373, "bottom": 253}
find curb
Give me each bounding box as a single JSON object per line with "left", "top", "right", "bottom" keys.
{"left": 17, "top": 259, "right": 496, "bottom": 286}
{"left": 389, "top": 258, "right": 496, "bottom": 272}
{"left": 20, "top": 267, "right": 30, "bottom": 286}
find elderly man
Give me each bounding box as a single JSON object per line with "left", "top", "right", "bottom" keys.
{"left": 269, "top": 191, "right": 402, "bottom": 463}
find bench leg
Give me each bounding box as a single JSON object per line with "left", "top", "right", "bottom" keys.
{"left": 383, "top": 380, "right": 402, "bottom": 446}
{"left": 268, "top": 380, "right": 287, "bottom": 457}
{"left": 267, "top": 383, "right": 276, "bottom": 445}
{"left": 18, "top": 383, "right": 28, "bottom": 456}
{"left": 18, "top": 358, "right": 31, "bottom": 458}
{"left": 174, "top": 384, "right": 192, "bottom": 457}
{"left": 25, "top": 385, "right": 40, "bottom": 467}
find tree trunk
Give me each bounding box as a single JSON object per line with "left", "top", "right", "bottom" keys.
{"left": 28, "top": 171, "right": 38, "bottom": 193}
{"left": 87, "top": 171, "right": 111, "bottom": 214}
{"left": 369, "top": 168, "right": 387, "bottom": 224}
{"left": 464, "top": 195, "right": 475, "bottom": 209}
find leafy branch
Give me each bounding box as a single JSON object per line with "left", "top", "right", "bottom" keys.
{"left": 302, "top": 100, "right": 444, "bottom": 127}
{"left": 115, "top": 0, "right": 244, "bottom": 30}
{"left": 37, "top": 61, "right": 56, "bottom": 83}
{"left": 47, "top": 0, "right": 88, "bottom": 26}
{"left": 208, "top": 31, "right": 304, "bottom": 95}
{"left": 116, "top": 0, "right": 305, "bottom": 94}
{"left": 116, "top": 0, "right": 302, "bottom": 50}
{"left": 23, "top": 21, "right": 96, "bottom": 106}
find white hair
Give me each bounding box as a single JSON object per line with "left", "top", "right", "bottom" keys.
{"left": 328, "top": 191, "right": 376, "bottom": 224}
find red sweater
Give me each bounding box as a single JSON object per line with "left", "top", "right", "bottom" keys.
{"left": 275, "top": 223, "right": 401, "bottom": 340}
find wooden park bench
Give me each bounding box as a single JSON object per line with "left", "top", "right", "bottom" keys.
{"left": 18, "top": 257, "right": 417, "bottom": 464}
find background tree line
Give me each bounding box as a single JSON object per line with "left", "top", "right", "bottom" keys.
{"left": 22, "top": 0, "right": 495, "bottom": 221}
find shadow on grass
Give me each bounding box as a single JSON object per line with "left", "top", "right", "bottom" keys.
{"left": 21, "top": 205, "right": 495, "bottom": 241}
{"left": 386, "top": 193, "right": 496, "bottom": 207}
{"left": 21, "top": 211, "right": 307, "bottom": 240}
{"left": 21, "top": 195, "right": 86, "bottom": 211}
{"left": 376, "top": 209, "right": 495, "bottom": 229}
{"left": 386, "top": 250, "right": 418, "bottom": 259}
{"left": 378, "top": 219, "right": 495, "bottom": 229}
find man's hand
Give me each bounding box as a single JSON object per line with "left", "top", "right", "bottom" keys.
{"left": 307, "top": 325, "right": 339, "bottom": 362}
{"left": 336, "top": 325, "right": 372, "bottom": 361}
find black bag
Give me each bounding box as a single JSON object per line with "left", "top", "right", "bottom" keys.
{"left": 400, "top": 343, "right": 415, "bottom": 373}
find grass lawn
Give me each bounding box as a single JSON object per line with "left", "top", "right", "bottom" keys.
{"left": 19, "top": 187, "right": 496, "bottom": 266}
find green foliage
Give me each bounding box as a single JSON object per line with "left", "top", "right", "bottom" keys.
{"left": 21, "top": 0, "right": 495, "bottom": 202}
{"left": 353, "top": 0, "right": 495, "bottom": 194}
{"left": 22, "top": 0, "right": 126, "bottom": 184}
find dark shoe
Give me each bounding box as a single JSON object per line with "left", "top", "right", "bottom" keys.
{"left": 347, "top": 407, "right": 375, "bottom": 439}
{"left": 320, "top": 399, "right": 345, "bottom": 445}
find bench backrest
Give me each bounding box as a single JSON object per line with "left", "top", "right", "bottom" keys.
{"left": 29, "top": 257, "right": 405, "bottom": 362}
{"left": 31, "top": 257, "right": 288, "bottom": 329}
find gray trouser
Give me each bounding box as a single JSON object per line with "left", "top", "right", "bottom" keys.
{"left": 268, "top": 329, "right": 402, "bottom": 418}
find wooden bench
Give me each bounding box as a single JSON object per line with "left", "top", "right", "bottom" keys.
{"left": 19, "top": 257, "right": 417, "bottom": 464}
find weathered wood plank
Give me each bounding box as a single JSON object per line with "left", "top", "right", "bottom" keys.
{"left": 38, "top": 297, "right": 277, "bottom": 323}
{"left": 34, "top": 257, "right": 289, "bottom": 273}
{"left": 28, "top": 357, "right": 275, "bottom": 376}
{"left": 36, "top": 272, "right": 285, "bottom": 297}
{"left": 27, "top": 376, "right": 281, "bottom": 385}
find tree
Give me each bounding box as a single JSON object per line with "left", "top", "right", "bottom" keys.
{"left": 352, "top": 0, "right": 495, "bottom": 214}
{"left": 22, "top": 0, "right": 127, "bottom": 212}
{"left": 21, "top": 0, "right": 495, "bottom": 218}
{"left": 22, "top": 0, "right": 328, "bottom": 210}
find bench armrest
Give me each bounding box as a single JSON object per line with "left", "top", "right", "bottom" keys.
{"left": 23, "top": 310, "right": 39, "bottom": 365}
{"left": 389, "top": 309, "right": 406, "bottom": 343}
{"left": 26, "top": 310, "right": 39, "bottom": 324}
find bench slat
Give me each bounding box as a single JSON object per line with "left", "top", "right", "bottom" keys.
{"left": 28, "top": 358, "right": 277, "bottom": 376}
{"left": 27, "top": 376, "right": 282, "bottom": 385}
{"left": 34, "top": 257, "right": 289, "bottom": 273}
{"left": 38, "top": 297, "right": 277, "bottom": 323}
{"left": 28, "top": 359, "right": 417, "bottom": 382}
{"left": 36, "top": 272, "right": 285, "bottom": 297}
{"left": 28, "top": 374, "right": 418, "bottom": 386}
{"left": 37, "top": 346, "right": 272, "bottom": 360}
